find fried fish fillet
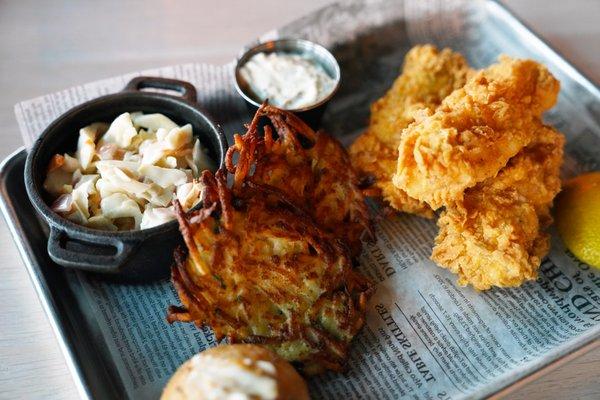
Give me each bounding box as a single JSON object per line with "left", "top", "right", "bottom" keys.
{"left": 351, "top": 132, "right": 433, "bottom": 216}
{"left": 431, "top": 125, "right": 565, "bottom": 289}
{"left": 168, "top": 170, "right": 373, "bottom": 374}
{"left": 393, "top": 56, "right": 560, "bottom": 209}
{"left": 349, "top": 45, "right": 471, "bottom": 217}
{"left": 226, "top": 104, "right": 372, "bottom": 257}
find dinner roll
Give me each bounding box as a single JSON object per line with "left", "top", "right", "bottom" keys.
{"left": 161, "top": 344, "right": 310, "bottom": 400}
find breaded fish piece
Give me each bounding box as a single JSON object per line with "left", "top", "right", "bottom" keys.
{"left": 351, "top": 132, "right": 434, "bottom": 216}
{"left": 349, "top": 45, "right": 471, "bottom": 217}
{"left": 168, "top": 171, "right": 372, "bottom": 374}
{"left": 431, "top": 125, "right": 565, "bottom": 290}
{"left": 393, "top": 56, "right": 560, "bottom": 209}
{"left": 227, "top": 104, "right": 372, "bottom": 258}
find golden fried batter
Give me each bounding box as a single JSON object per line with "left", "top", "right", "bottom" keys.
{"left": 349, "top": 45, "right": 471, "bottom": 217}
{"left": 432, "top": 125, "right": 565, "bottom": 289}
{"left": 168, "top": 170, "right": 372, "bottom": 374}
{"left": 227, "top": 104, "right": 372, "bottom": 257}
{"left": 351, "top": 132, "right": 433, "bottom": 216}
{"left": 393, "top": 56, "right": 560, "bottom": 209}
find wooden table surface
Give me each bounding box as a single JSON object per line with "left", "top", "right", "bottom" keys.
{"left": 0, "top": 1, "right": 598, "bottom": 399}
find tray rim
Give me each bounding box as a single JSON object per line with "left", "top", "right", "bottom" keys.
{"left": 0, "top": 147, "right": 93, "bottom": 400}
{"left": 2, "top": 0, "right": 600, "bottom": 398}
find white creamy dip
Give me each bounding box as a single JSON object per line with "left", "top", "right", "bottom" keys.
{"left": 186, "top": 354, "right": 278, "bottom": 400}
{"left": 240, "top": 52, "right": 336, "bottom": 109}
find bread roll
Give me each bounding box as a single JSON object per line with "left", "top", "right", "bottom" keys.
{"left": 162, "top": 344, "right": 310, "bottom": 400}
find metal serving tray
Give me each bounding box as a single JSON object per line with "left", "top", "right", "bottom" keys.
{"left": 2, "top": 1, "right": 600, "bottom": 399}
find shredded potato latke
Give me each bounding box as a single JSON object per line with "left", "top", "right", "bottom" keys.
{"left": 226, "top": 104, "right": 373, "bottom": 258}
{"left": 168, "top": 105, "right": 374, "bottom": 374}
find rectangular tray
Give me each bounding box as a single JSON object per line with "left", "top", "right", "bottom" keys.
{"left": 3, "top": 1, "right": 600, "bottom": 399}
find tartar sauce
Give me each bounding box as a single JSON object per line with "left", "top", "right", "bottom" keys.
{"left": 240, "top": 52, "right": 335, "bottom": 110}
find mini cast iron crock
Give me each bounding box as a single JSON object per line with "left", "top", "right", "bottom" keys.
{"left": 25, "top": 76, "right": 227, "bottom": 282}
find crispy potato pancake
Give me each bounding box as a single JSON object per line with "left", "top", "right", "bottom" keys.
{"left": 226, "top": 104, "right": 372, "bottom": 258}
{"left": 432, "top": 125, "right": 565, "bottom": 289}
{"left": 168, "top": 170, "right": 373, "bottom": 374}
{"left": 349, "top": 45, "right": 471, "bottom": 217}
{"left": 393, "top": 56, "right": 560, "bottom": 209}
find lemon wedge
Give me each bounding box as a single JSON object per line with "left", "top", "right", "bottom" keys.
{"left": 555, "top": 172, "right": 600, "bottom": 268}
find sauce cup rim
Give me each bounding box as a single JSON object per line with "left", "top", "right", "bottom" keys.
{"left": 234, "top": 38, "right": 341, "bottom": 113}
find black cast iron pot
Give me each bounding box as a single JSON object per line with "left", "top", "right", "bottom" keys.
{"left": 24, "top": 76, "right": 227, "bottom": 282}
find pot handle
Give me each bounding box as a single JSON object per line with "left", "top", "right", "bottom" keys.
{"left": 124, "top": 76, "right": 198, "bottom": 103}
{"left": 47, "top": 227, "right": 138, "bottom": 274}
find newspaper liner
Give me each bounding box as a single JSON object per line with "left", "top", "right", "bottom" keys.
{"left": 14, "top": 1, "right": 600, "bottom": 399}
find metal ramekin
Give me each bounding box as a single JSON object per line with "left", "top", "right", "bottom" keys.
{"left": 234, "top": 38, "right": 341, "bottom": 128}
